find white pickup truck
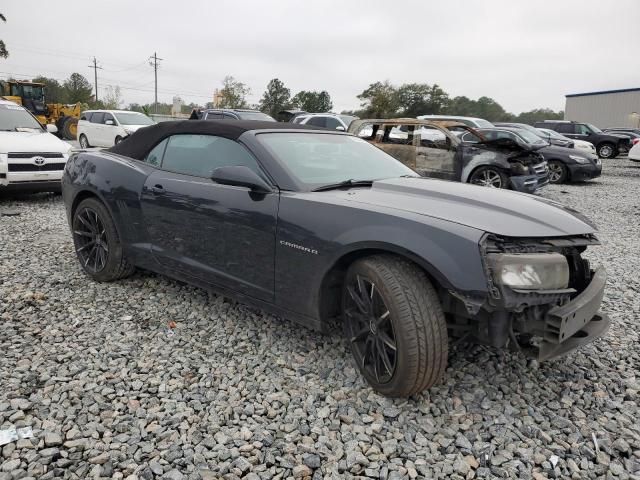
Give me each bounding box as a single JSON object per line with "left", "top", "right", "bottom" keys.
{"left": 0, "top": 99, "right": 72, "bottom": 193}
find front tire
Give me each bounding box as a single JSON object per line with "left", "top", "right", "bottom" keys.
{"left": 469, "top": 166, "right": 508, "bottom": 189}
{"left": 548, "top": 160, "right": 568, "bottom": 183}
{"left": 114, "top": 135, "right": 123, "bottom": 145}
{"left": 72, "top": 198, "right": 135, "bottom": 282}
{"left": 342, "top": 255, "right": 448, "bottom": 397}
{"left": 597, "top": 142, "right": 617, "bottom": 159}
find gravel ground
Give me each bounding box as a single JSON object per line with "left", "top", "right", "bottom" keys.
{"left": 1, "top": 159, "right": 639, "bottom": 480}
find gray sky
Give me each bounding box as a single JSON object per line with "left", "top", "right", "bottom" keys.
{"left": 1, "top": 0, "right": 638, "bottom": 114}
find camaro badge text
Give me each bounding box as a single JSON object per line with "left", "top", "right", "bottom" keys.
{"left": 280, "top": 240, "right": 318, "bottom": 255}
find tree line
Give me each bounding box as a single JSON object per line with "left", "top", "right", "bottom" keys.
{"left": 346, "top": 80, "right": 563, "bottom": 123}
{"left": 5, "top": 70, "right": 563, "bottom": 124}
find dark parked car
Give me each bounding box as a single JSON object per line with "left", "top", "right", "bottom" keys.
{"left": 189, "top": 108, "right": 276, "bottom": 122}
{"left": 603, "top": 127, "right": 640, "bottom": 136}
{"left": 495, "top": 122, "right": 574, "bottom": 149}
{"left": 534, "top": 120, "right": 631, "bottom": 159}
{"left": 465, "top": 127, "right": 602, "bottom": 184}
{"left": 62, "top": 120, "right": 610, "bottom": 397}
{"left": 348, "top": 119, "right": 548, "bottom": 193}
{"left": 603, "top": 129, "right": 640, "bottom": 146}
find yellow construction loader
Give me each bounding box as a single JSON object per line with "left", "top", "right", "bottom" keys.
{"left": 0, "top": 80, "right": 80, "bottom": 140}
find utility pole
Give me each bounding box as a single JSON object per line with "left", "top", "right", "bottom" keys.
{"left": 149, "top": 52, "right": 163, "bottom": 114}
{"left": 88, "top": 57, "right": 102, "bottom": 103}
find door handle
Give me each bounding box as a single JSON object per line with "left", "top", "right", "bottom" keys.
{"left": 150, "top": 184, "right": 164, "bottom": 194}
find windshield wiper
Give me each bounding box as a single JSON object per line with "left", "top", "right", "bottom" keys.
{"left": 312, "top": 179, "right": 374, "bottom": 192}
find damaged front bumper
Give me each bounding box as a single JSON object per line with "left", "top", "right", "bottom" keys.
{"left": 537, "top": 266, "right": 610, "bottom": 360}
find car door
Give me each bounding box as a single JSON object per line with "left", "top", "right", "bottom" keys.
{"left": 556, "top": 123, "right": 578, "bottom": 140}
{"left": 574, "top": 123, "right": 596, "bottom": 143}
{"left": 415, "top": 125, "right": 457, "bottom": 179}
{"left": 372, "top": 124, "right": 418, "bottom": 170}
{"left": 139, "top": 133, "right": 278, "bottom": 301}
{"left": 88, "top": 112, "right": 105, "bottom": 146}
{"left": 103, "top": 112, "right": 118, "bottom": 146}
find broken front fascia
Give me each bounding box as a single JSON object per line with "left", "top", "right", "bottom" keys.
{"left": 475, "top": 138, "right": 546, "bottom": 170}
{"left": 445, "top": 233, "right": 610, "bottom": 360}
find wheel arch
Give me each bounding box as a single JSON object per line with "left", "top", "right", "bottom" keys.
{"left": 70, "top": 188, "right": 123, "bottom": 240}
{"left": 317, "top": 243, "right": 452, "bottom": 327}
{"left": 547, "top": 158, "right": 571, "bottom": 181}
{"left": 463, "top": 163, "right": 510, "bottom": 183}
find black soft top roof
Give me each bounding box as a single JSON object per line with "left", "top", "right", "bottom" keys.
{"left": 108, "top": 120, "right": 318, "bottom": 160}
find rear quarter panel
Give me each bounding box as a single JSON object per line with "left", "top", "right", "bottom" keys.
{"left": 62, "top": 151, "right": 154, "bottom": 259}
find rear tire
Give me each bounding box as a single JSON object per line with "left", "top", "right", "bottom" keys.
{"left": 62, "top": 117, "right": 78, "bottom": 140}
{"left": 548, "top": 160, "right": 568, "bottom": 183}
{"left": 469, "top": 166, "right": 508, "bottom": 189}
{"left": 72, "top": 198, "right": 135, "bottom": 282}
{"left": 597, "top": 142, "right": 617, "bottom": 159}
{"left": 342, "top": 255, "right": 448, "bottom": 397}
{"left": 79, "top": 134, "right": 90, "bottom": 149}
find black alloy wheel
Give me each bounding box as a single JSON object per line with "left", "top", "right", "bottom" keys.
{"left": 345, "top": 274, "right": 398, "bottom": 385}
{"left": 73, "top": 206, "right": 109, "bottom": 274}
{"left": 342, "top": 255, "right": 448, "bottom": 397}
{"left": 72, "top": 197, "right": 134, "bottom": 281}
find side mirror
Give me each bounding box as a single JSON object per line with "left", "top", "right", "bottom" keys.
{"left": 105, "top": 119, "right": 115, "bottom": 126}
{"left": 336, "top": 125, "right": 346, "bottom": 131}
{"left": 46, "top": 124, "right": 58, "bottom": 134}
{"left": 211, "top": 166, "right": 272, "bottom": 193}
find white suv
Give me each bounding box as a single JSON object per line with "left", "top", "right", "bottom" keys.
{"left": 292, "top": 113, "right": 358, "bottom": 131}
{"left": 77, "top": 110, "right": 154, "bottom": 148}
{"left": 0, "top": 99, "right": 72, "bottom": 193}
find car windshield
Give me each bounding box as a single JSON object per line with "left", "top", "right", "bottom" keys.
{"left": 587, "top": 123, "right": 602, "bottom": 133}
{"left": 475, "top": 119, "right": 494, "bottom": 128}
{"left": 257, "top": 132, "right": 417, "bottom": 188}
{"left": 512, "top": 129, "right": 547, "bottom": 145}
{"left": 237, "top": 111, "right": 276, "bottom": 121}
{"left": 339, "top": 115, "right": 357, "bottom": 127}
{"left": 0, "top": 104, "right": 44, "bottom": 131}
{"left": 537, "top": 128, "right": 565, "bottom": 140}
{"left": 114, "top": 112, "right": 154, "bottom": 126}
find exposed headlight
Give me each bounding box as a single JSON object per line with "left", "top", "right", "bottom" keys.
{"left": 510, "top": 162, "right": 528, "bottom": 175}
{"left": 569, "top": 155, "right": 589, "bottom": 163}
{"left": 488, "top": 253, "right": 569, "bottom": 290}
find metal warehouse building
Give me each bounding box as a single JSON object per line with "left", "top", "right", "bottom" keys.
{"left": 565, "top": 88, "right": 640, "bottom": 129}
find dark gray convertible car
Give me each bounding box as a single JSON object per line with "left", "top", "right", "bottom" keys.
{"left": 61, "top": 120, "right": 610, "bottom": 397}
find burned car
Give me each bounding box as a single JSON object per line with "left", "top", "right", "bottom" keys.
{"left": 348, "top": 119, "right": 549, "bottom": 193}
{"left": 62, "top": 120, "right": 610, "bottom": 397}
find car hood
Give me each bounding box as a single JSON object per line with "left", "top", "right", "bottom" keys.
{"left": 0, "top": 131, "right": 72, "bottom": 154}
{"left": 327, "top": 177, "right": 597, "bottom": 237}
{"left": 122, "top": 124, "right": 151, "bottom": 132}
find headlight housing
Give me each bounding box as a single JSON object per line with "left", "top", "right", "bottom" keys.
{"left": 124, "top": 128, "right": 135, "bottom": 135}
{"left": 510, "top": 162, "right": 528, "bottom": 175}
{"left": 488, "top": 253, "right": 569, "bottom": 290}
{"left": 569, "top": 155, "right": 589, "bottom": 163}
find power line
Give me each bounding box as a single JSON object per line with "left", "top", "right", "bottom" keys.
{"left": 87, "top": 57, "right": 103, "bottom": 102}
{"left": 149, "top": 52, "right": 163, "bottom": 114}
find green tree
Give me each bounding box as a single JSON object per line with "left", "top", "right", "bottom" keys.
{"left": 102, "top": 85, "right": 123, "bottom": 109}
{"left": 357, "top": 81, "right": 400, "bottom": 118}
{"left": 474, "top": 96, "right": 510, "bottom": 122}
{"left": 218, "top": 75, "right": 250, "bottom": 109}
{"left": 0, "top": 13, "right": 8, "bottom": 59}
{"left": 259, "top": 78, "right": 291, "bottom": 117}
{"left": 32, "top": 76, "right": 66, "bottom": 103}
{"left": 291, "top": 90, "right": 333, "bottom": 112}
{"left": 63, "top": 73, "right": 93, "bottom": 104}
{"left": 512, "top": 108, "right": 563, "bottom": 125}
